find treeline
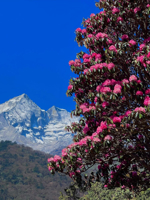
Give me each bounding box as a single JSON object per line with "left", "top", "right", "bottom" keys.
{"left": 0, "top": 140, "right": 71, "bottom": 200}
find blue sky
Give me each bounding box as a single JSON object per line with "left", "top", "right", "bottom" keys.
{"left": 0, "top": 0, "right": 99, "bottom": 112}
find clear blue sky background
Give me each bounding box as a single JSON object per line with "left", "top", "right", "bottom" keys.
{"left": 0, "top": 0, "right": 100, "bottom": 112}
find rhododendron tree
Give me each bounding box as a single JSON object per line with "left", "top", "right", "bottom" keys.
{"left": 48, "top": 0, "right": 150, "bottom": 194}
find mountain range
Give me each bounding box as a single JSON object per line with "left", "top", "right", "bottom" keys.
{"left": 0, "top": 94, "right": 79, "bottom": 155}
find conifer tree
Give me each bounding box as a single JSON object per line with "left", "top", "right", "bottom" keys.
{"left": 48, "top": 0, "right": 150, "bottom": 193}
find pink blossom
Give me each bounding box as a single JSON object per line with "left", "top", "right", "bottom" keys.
{"left": 54, "top": 155, "right": 61, "bottom": 162}
{"left": 109, "top": 45, "right": 117, "bottom": 53}
{"left": 83, "top": 126, "right": 90, "bottom": 134}
{"left": 87, "top": 34, "right": 93, "bottom": 38}
{"left": 96, "top": 126, "right": 103, "bottom": 134}
{"left": 82, "top": 29, "right": 87, "bottom": 34}
{"left": 48, "top": 166, "right": 54, "bottom": 171}
{"left": 134, "top": 107, "right": 146, "bottom": 113}
{"left": 107, "top": 63, "right": 115, "bottom": 70}
{"left": 100, "top": 86, "right": 112, "bottom": 94}
{"left": 112, "top": 7, "right": 120, "bottom": 14}
{"left": 96, "top": 32, "right": 108, "bottom": 39}
{"left": 76, "top": 28, "right": 82, "bottom": 33}
{"left": 100, "top": 121, "right": 107, "bottom": 130}
{"left": 102, "top": 101, "right": 109, "bottom": 108}
{"left": 144, "top": 96, "right": 150, "bottom": 106}
{"left": 116, "top": 164, "right": 122, "bottom": 169}
{"left": 117, "top": 17, "right": 123, "bottom": 22}
{"left": 47, "top": 157, "right": 54, "bottom": 162}
{"left": 134, "top": 7, "right": 141, "bottom": 13}
{"left": 98, "top": 165, "right": 101, "bottom": 170}
{"left": 145, "top": 89, "right": 150, "bottom": 95}
{"left": 83, "top": 54, "right": 90, "bottom": 59}
{"left": 129, "top": 75, "right": 137, "bottom": 82}
{"left": 62, "top": 148, "right": 67, "bottom": 157}
{"left": 90, "top": 13, "right": 95, "bottom": 17}
{"left": 129, "top": 40, "right": 136, "bottom": 47}
{"left": 104, "top": 185, "right": 108, "bottom": 188}
{"left": 69, "top": 60, "right": 75, "bottom": 66}
{"left": 122, "top": 79, "right": 129, "bottom": 84}
{"left": 113, "top": 84, "right": 122, "bottom": 94}
{"left": 85, "top": 149, "right": 88, "bottom": 153}
{"left": 121, "top": 185, "right": 126, "bottom": 189}
{"left": 122, "top": 35, "right": 129, "bottom": 40}
{"left": 96, "top": 85, "right": 101, "bottom": 92}
{"left": 147, "top": 4, "right": 150, "bottom": 8}
{"left": 137, "top": 55, "right": 144, "bottom": 63}
{"left": 136, "top": 91, "right": 143, "bottom": 96}
{"left": 92, "top": 132, "right": 98, "bottom": 137}
{"left": 102, "top": 79, "right": 113, "bottom": 86}
{"left": 113, "top": 117, "right": 121, "bottom": 123}
{"left": 83, "top": 69, "right": 89, "bottom": 75}
{"left": 122, "top": 96, "right": 126, "bottom": 101}
{"left": 69, "top": 172, "right": 75, "bottom": 178}
{"left": 147, "top": 52, "right": 150, "bottom": 58}
{"left": 93, "top": 137, "right": 101, "bottom": 143}
{"left": 68, "top": 85, "right": 73, "bottom": 90}
{"left": 139, "top": 44, "right": 146, "bottom": 51}
{"left": 104, "top": 135, "right": 112, "bottom": 141}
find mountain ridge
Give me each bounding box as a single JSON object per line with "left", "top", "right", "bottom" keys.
{"left": 0, "top": 94, "right": 79, "bottom": 155}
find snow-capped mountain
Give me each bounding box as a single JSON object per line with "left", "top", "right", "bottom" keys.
{"left": 0, "top": 94, "right": 79, "bottom": 155}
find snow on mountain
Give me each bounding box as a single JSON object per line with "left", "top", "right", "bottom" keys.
{"left": 0, "top": 94, "right": 80, "bottom": 155}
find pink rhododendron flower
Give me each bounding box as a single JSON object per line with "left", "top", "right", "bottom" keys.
{"left": 134, "top": 107, "right": 146, "bottom": 113}
{"left": 102, "top": 101, "right": 109, "bottom": 108}
{"left": 109, "top": 45, "right": 117, "bottom": 53}
{"left": 100, "top": 121, "right": 107, "bottom": 130}
{"left": 147, "top": 52, "right": 150, "bottom": 58}
{"left": 129, "top": 75, "right": 137, "bottom": 82}
{"left": 144, "top": 96, "right": 150, "bottom": 106}
{"left": 87, "top": 34, "right": 93, "bottom": 38}
{"left": 117, "top": 17, "right": 123, "bottom": 22}
{"left": 54, "top": 155, "right": 61, "bottom": 162}
{"left": 134, "top": 7, "right": 141, "bottom": 13}
{"left": 90, "top": 13, "right": 95, "bottom": 17}
{"left": 93, "top": 137, "right": 101, "bottom": 143}
{"left": 100, "top": 86, "right": 112, "bottom": 94}
{"left": 47, "top": 157, "right": 54, "bottom": 162}
{"left": 112, "top": 7, "right": 120, "bottom": 14}
{"left": 147, "top": 4, "right": 150, "bottom": 8}
{"left": 104, "top": 185, "right": 108, "bottom": 188}
{"left": 76, "top": 28, "right": 82, "bottom": 32}
{"left": 104, "top": 135, "right": 112, "bottom": 141}
{"left": 113, "top": 117, "right": 121, "bottom": 123}
{"left": 68, "top": 85, "right": 73, "bottom": 90}
{"left": 48, "top": 166, "right": 54, "bottom": 171}
{"left": 83, "top": 126, "right": 90, "bottom": 134}
{"left": 69, "top": 60, "right": 75, "bottom": 66}
{"left": 107, "top": 63, "right": 115, "bottom": 70}
{"left": 139, "top": 44, "right": 146, "bottom": 51}
{"left": 69, "top": 172, "right": 75, "bottom": 178}
{"left": 113, "top": 84, "right": 122, "bottom": 94}
{"left": 96, "top": 32, "right": 108, "bottom": 39}
{"left": 137, "top": 55, "right": 144, "bottom": 63}
{"left": 83, "top": 54, "right": 90, "bottom": 59}
{"left": 129, "top": 40, "right": 136, "bottom": 46}
{"left": 122, "top": 34, "right": 129, "bottom": 40}
{"left": 96, "top": 126, "right": 103, "bottom": 134}
{"left": 136, "top": 91, "right": 143, "bottom": 96}
{"left": 122, "top": 79, "right": 129, "bottom": 84}
{"left": 145, "top": 89, "right": 150, "bottom": 95}
{"left": 82, "top": 29, "right": 87, "bottom": 34}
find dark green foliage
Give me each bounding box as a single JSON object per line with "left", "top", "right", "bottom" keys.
{"left": 0, "top": 140, "right": 71, "bottom": 200}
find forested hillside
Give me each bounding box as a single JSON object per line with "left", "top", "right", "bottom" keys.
{"left": 0, "top": 141, "right": 71, "bottom": 200}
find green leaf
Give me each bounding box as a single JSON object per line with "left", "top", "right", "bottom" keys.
{"left": 139, "top": 113, "right": 143, "bottom": 119}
